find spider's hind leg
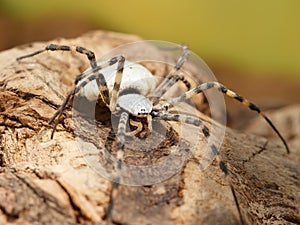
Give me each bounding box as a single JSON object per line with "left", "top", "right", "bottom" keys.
{"left": 152, "top": 44, "right": 191, "bottom": 104}
{"left": 152, "top": 73, "right": 191, "bottom": 105}
{"left": 48, "top": 89, "right": 75, "bottom": 139}
{"left": 48, "top": 68, "right": 110, "bottom": 138}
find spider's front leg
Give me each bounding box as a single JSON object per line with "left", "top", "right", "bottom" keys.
{"left": 156, "top": 81, "right": 290, "bottom": 153}
{"left": 16, "top": 44, "right": 127, "bottom": 107}
{"left": 17, "top": 44, "right": 98, "bottom": 68}
{"left": 17, "top": 44, "right": 108, "bottom": 134}
{"left": 106, "top": 111, "right": 129, "bottom": 223}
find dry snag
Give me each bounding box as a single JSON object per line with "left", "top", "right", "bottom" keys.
{"left": 0, "top": 30, "right": 299, "bottom": 225}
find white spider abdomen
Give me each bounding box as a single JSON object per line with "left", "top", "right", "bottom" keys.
{"left": 78, "top": 60, "right": 157, "bottom": 102}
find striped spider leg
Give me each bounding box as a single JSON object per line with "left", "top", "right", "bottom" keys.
{"left": 151, "top": 43, "right": 191, "bottom": 104}
{"left": 151, "top": 80, "right": 290, "bottom": 225}
{"left": 17, "top": 44, "right": 125, "bottom": 138}
{"left": 156, "top": 81, "right": 290, "bottom": 154}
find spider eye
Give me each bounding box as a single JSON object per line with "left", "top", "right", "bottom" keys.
{"left": 137, "top": 108, "right": 146, "bottom": 115}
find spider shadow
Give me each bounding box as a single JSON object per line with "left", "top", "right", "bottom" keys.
{"left": 72, "top": 95, "right": 191, "bottom": 169}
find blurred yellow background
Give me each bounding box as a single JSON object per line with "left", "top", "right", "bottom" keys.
{"left": 1, "top": 0, "right": 300, "bottom": 79}
{"left": 1, "top": 0, "right": 299, "bottom": 129}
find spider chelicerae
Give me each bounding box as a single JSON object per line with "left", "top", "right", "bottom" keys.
{"left": 17, "top": 42, "right": 290, "bottom": 225}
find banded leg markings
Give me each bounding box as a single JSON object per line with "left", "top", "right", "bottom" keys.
{"left": 157, "top": 81, "right": 289, "bottom": 153}
{"left": 106, "top": 111, "right": 129, "bottom": 223}
{"left": 152, "top": 73, "right": 191, "bottom": 105}
{"left": 152, "top": 44, "right": 191, "bottom": 103}
{"left": 154, "top": 112, "right": 210, "bottom": 138}
{"left": 17, "top": 44, "right": 98, "bottom": 68}
{"left": 109, "top": 56, "right": 126, "bottom": 112}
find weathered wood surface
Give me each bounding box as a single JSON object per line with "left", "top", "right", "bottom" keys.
{"left": 0, "top": 30, "right": 299, "bottom": 225}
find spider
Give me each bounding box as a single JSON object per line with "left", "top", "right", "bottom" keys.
{"left": 17, "top": 43, "right": 290, "bottom": 225}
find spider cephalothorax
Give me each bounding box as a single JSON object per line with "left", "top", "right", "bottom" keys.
{"left": 17, "top": 43, "right": 289, "bottom": 225}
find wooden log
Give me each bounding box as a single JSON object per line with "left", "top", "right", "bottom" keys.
{"left": 0, "top": 30, "right": 299, "bottom": 225}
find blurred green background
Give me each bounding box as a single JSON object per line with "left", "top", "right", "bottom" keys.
{"left": 1, "top": 0, "right": 300, "bottom": 79}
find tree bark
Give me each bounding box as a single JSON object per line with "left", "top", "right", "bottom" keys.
{"left": 0, "top": 30, "right": 299, "bottom": 225}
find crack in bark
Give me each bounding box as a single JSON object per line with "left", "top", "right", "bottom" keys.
{"left": 242, "top": 140, "right": 268, "bottom": 165}
{"left": 14, "top": 173, "right": 73, "bottom": 219}
{"left": 55, "top": 179, "right": 89, "bottom": 223}
{"left": 0, "top": 114, "right": 37, "bottom": 130}
{"left": 0, "top": 169, "right": 77, "bottom": 225}
{"left": 6, "top": 87, "right": 59, "bottom": 109}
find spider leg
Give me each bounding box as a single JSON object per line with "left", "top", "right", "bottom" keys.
{"left": 109, "top": 56, "right": 125, "bottom": 112}
{"left": 16, "top": 44, "right": 114, "bottom": 106}
{"left": 151, "top": 73, "right": 191, "bottom": 105}
{"left": 152, "top": 111, "right": 245, "bottom": 225}
{"left": 73, "top": 56, "right": 125, "bottom": 109}
{"left": 17, "top": 44, "right": 126, "bottom": 136}
{"left": 165, "top": 44, "right": 190, "bottom": 80}
{"left": 17, "top": 44, "right": 98, "bottom": 68}
{"left": 74, "top": 54, "right": 125, "bottom": 112}
{"left": 106, "top": 111, "right": 129, "bottom": 223}
{"left": 155, "top": 81, "right": 290, "bottom": 153}
{"left": 48, "top": 88, "right": 74, "bottom": 139}
{"left": 48, "top": 71, "right": 108, "bottom": 138}
{"left": 152, "top": 44, "right": 191, "bottom": 103}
